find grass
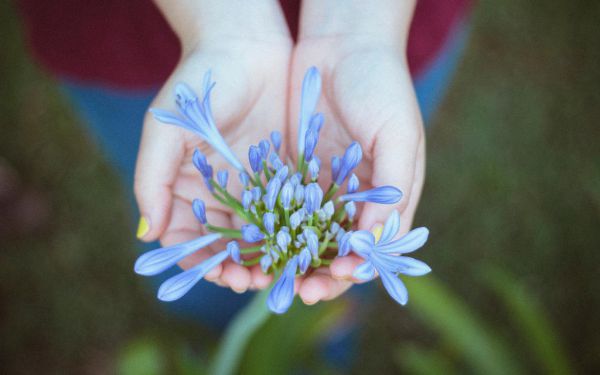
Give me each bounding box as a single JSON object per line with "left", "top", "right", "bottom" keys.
{"left": 1, "top": 0, "right": 599, "bottom": 373}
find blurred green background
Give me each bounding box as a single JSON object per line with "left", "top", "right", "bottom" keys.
{"left": 1, "top": 0, "right": 599, "bottom": 374}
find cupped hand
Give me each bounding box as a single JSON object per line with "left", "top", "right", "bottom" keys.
{"left": 289, "top": 37, "right": 426, "bottom": 304}
{"left": 135, "top": 37, "right": 292, "bottom": 293}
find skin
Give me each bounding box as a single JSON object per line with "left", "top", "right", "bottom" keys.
{"left": 135, "top": 0, "right": 424, "bottom": 301}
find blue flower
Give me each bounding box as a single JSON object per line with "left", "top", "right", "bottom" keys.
{"left": 217, "top": 170, "right": 228, "bottom": 189}
{"left": 344, "top": 201, "right": 357, "bottom": 220}
{"left": 228, "top": 241, "right": 242, "bottom": 264}
{"left": 270, "top": 131, "right": 282, "bottom": 152}
{"left": 150, "top": 71, "right": 245, "bottom": 171}
{"left": 347, "top": 173, "right": 359, "bottom": 193}
{"left": 298, "top": 247, "right": 312, "bottom": 273}
{"left": 294, "top": 184, "right": 305, "bottom": 205}
{"left": 268, "top": 256, "right": 299, "bottom": 314}
{"left": 260, "top": 254, "right": 273, "bottom": 272}
{"left": 248, "top": 145, "right": 262, "bottom": 173}
{"left": 303, "top": 228, "right": 319, "bottom": 258}
{"left": 276, "top": 229, "right": 291, "bottom": 251}
{"left": 275, "top": 165, "right": 289, "bottom": 182}
{"left": 263, "top": 178, "right": 282, "bottom": 211}
{"left": 238, "top": 171, "right": 250, "bottom": 187}
{"left": 340, "top": 186, "right": 403, "bottom": 204}
{"left": 289, "top": 209, "right": 305, "bottom": 230}
{"left": 322, "top": 201, "right": 334, "bottom": 219}
{"left": 308, "top": 158, "right": 320, "bottom": 180}
{"left": 134, "top": 233, "right": 222, "bottom": 276}
{"left": 331, "top": 156, "right": 341, "bottom": 181}
{"left": 251, "top": 186, "right": 262, "bottom": 202}
{"left": 241, "top": 190, "right": 252, "bottom": 210}
{"left": 280, "top": 181, "right": 294, "bottom": 210}
{"left": 241, "top": 224, "right": 265, "bottom": 243}
{"left": 269, "top": 152, "right": 284, "bottom": 170}
{"left": 192, "top": 199, "right": 207, "bottom": 224}
{"left": 297, "top": 67, "right": 322, "bottom": 157}
{"left": 337, "top": 231, "right": 352, "bottom": 257}
{"left": 263, "top": 212, "right": 275, "bottom": 235}
{"left": 304, "top": 114, "right": 323, "bottom": 162}
{"left": 304, "top": 183, "right": 323, "bottom": 214}
{"left": 335, "top": 142, "right": 362, "bottom": 186}
{"left": 157, "top": 249, "right": 231, "bottom": 301}
{"left": 259, "top": 139, "right": 270, "bottom": 160}
{"left": 348, "top": 211, "right": 430, "bottom": 305}
{"left": 192, "top": 149, "right": 213, "bottom": 180}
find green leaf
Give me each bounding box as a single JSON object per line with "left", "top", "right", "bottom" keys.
{"left": 404, "top": 276, "right": 525, "bottom": 375}
{"left": 209, "top": 288, "right": 271, "bottom": 375}
{"left": 395, "top": 344, "right": 458, "bottom": 375}
{"left": 239, "top": 298, "right": 347, "bottom": 375}
{"left": 480, "top": 265, "right": 574, "bottom": 375}
{"left": 117, "top": 336, "right": 166, "bottom": 375}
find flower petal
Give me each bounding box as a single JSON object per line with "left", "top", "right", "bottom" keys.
{"left": 353, "top": 261, "right": 376, "bottom": 281}
{"left": 395, "top": 256, "right": 432, "bottom": 276}
{"left": 267, "top": 257, "right": 299, "bottom": 314}
{"left": 149, "top": 108, "right": 195, "bottom": 131}
{"left": 134, "top": 233, "right": 222, "bottom": 276}
{"left": 379, "top": 210, "right": 400, "bottom": 244}
{"left": 348, "top": 230, "right": 375, "bottom": 257}
{"left": 376, "top": 227, "right": 429, "bottom": 254}
{"left": 378, "top": 267, "right": 409, "bottom": 305}
{"left": 157, "top": 250, "right": 229, "bottom": 301}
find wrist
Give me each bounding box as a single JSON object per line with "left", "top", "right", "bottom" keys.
{"left": 154, "top": 0, "right": 291, "bottom": 54}
{"left": 299, "top": 0, "right": 415, "bottom": 51}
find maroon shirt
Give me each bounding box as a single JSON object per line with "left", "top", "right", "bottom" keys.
{"left": 17, "top": 0, "right": 470, "bottom": 90}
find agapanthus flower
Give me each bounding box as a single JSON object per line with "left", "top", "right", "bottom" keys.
{"left": 134, "top": 67, "right": 430, "bottom": 314}
{"left": 349, "top": 210, "right": 431, "bottom": 305}
{"left": 150, "top": 71, "right": 244, "bottom": 171}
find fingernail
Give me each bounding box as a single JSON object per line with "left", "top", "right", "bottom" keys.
{"left": 232, "top": 286, "right": 247, "bottom": 294}
{"left": 371, "top": 223, "right": 384, "bottom": 243}
{"left": 136, "top": 216, "right": 150, "bottom": 239}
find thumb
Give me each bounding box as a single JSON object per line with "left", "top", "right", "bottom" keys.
{"left": 134, "top": 112, "right": 185, "bottom": 242}
{"left": 358, "top": 122, "right": 422, "bottom": 233}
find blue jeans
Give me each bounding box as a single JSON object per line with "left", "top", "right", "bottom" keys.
{"left": 60, "top": 21, "right": 468, "bottom": 330}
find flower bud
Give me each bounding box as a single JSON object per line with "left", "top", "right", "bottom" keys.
{"left": 217, "top": 170, "right": 228, "bottom": 189}
{"left": 241, "top": 224, "right": 265, "bottom": 243}
{"left": 228, "top": 241, "right": 241, "bottom": 264}
{"left": 270, "top": 131, "right": 282, "bottom": 152}
{"left": 280, "top": 181, "right": 294, "bottom": 210}
{"left": 192, "top": 199, "right": 207, "bottom": 224}
{"left": 263, "top": 212, "right": 275, "bottom": 235}
{"left": 248, "top": 145, "right": 262, "bottom": 173}
{"left": 304, "top": 183, "right": 323, "bottom": 214}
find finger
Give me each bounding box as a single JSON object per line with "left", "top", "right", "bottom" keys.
{"left": 250, "top": 265, "right": 273, "bottom": 290}
{"left": 134, "top": 112, "right": 186, "bottom": 242}
{"left": 220, "top": 261, "right": 252, "bottom": 293}
{"left": 160, "top": 197, "right": 223, "bottom": 280}
{"left": 358, "top": 120, "right": 422, "bottom": 232}
{"left": 330, "top": 254, "right": 371, "bottom": 283}
{"left": 299, "top": 268, "right": 352, "bottom": 305}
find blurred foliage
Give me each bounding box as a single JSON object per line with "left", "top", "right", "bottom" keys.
{"left": 396, "top": 268, "right": 572, "bottom": 374}
{"left": 1, "top": 0, "right": 599, "bottom": 374}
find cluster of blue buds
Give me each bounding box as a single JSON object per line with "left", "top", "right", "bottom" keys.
{"left": 134, "top": 67, "right": 431, "bottom": 314}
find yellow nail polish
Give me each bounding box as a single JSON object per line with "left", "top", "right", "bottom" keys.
{"left": 372, "top": 224, "right": 384, "bottom": 243}
{"left": 136, "top": 216, "right": 150, "bottom": 239}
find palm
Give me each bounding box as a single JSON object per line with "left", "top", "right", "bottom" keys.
{"left": 287, "top": 38, "right": 426, "bottom": 303}
{"left": 146, "top": 40, "right": 291, "bottom": 290}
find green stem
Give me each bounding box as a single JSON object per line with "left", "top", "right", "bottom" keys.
{"left": 320, "top": 259, "right": 333, "bottom": 266}
{"left": 323, "top": 183, "right": 340, "bottom": 202}
{"left": 209, "top": 289, "right": 271, "bottom": 375}
{"left": 242, "top": 256, "right": 262, "bottom": 266}
{"left": 262, "top": 160, "right": 272, "bottom": 180}
{"left": 253, "top": 172, "right": 265, "bottom": 190}
{"left": 241, "top": 245, "right": 263, "bottom": 254}
{"left": 207, "top": 224, "right": 242, "bottom": 238}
